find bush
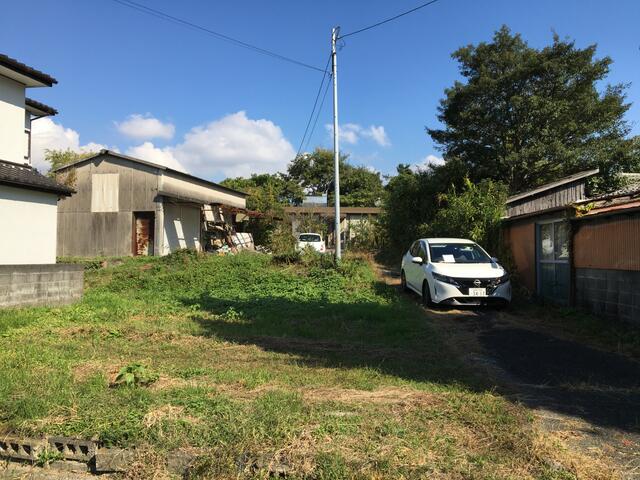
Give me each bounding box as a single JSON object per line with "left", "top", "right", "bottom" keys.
{"left": 268, "top": 221, "right": 297, "bottom": 255}
{"left": 424, "top": 178, "right": 507, "bottom": 254}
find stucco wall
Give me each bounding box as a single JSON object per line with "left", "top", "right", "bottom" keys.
{"left": 163, "top": 202, "right": 201, "bottom": 254}
{"left": 0, "top": 185, "right": 58, "bottom": 264}
{"left": 0, "top": 75, "right": 27, "bottom": 164}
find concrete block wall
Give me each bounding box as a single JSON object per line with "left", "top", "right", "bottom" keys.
{"left": 575, "top": 268, "right": 640, "bottom": 325}
{"left": 0, "top": 264, "right": 84, "bottom": 308}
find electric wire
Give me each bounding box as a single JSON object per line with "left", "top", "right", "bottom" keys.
{"left": 303, "top": 75, "right": 332, "bottom": 153}
{"left": 295, "top": 54, "right": 332, "bottom": 158}
{"left": 339, "top": 0, "right": 441, "bottom": 38}
{"left": 109, "top": 0, "right": 327, "bottom": 73}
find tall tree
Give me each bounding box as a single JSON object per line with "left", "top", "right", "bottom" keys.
{"left": 428, "top": 26, "right": 638, "bottom": 194}
{"left": 287, "top": 148, "right": 384, "bottom": 206}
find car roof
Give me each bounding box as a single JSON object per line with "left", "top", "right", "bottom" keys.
{"left": 420, "top": 238, "right": 475, "bottom": 244}
{"left": 298, "top": 232, "right": 322, "bottom": 237}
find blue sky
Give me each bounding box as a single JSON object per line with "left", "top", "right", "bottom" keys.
{"left": 2, "top": 0, "right": 639, "bottom": 180}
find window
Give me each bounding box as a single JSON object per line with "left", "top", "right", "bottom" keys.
{"left": 428, "top": 243, "right": 492, "bottom": 264}
{"left": 410, "top": 241, "right": 420, "bottom": 257}
{"left": 91, "top": 174, "right": 119, "bottom": 212}
{"left": 299, "top": 234, "right": 322, "bottom": 242}
{"left": 418, "top": 242, "right": 428, "bottom": 260}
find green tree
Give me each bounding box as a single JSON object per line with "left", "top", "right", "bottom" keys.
{"left": 45, "top": 148, "right": 96, "bottom": 187}
{"left": 220, "top": 173, "right": 304, "bottom": 245}
{"left": 426, "top": 178, "right": 507, "bottom": 254}
{"left": 380, "top": 159, "right": 470, "bottom": 252}
{"left": 44, "top": 149, "right": 94, "bottom": 176}
{"left": 287, "top": 148, "right": 384, "bottom": 206}
{"left": 428, "top": 26, "right": 638, "bottom": 194}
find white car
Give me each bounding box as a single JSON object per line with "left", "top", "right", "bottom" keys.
{"left": 296, "top": 233, "right": 326, "bottom": 253}
{"left": 401, "top": 238, "right": 511, "bottom": 306}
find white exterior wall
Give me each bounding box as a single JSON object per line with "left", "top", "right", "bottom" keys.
{"left": 162, "top": 203, "right": 201, "bottom": 254}
{"left": 0, "top": 185, "right": 58, "bottom": 264}
{"left": 0, "top": 75, "right": 27, "bottom": 165}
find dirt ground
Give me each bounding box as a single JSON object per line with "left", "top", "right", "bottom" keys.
{"left": 378, "top": 266, "right": 640, "bottom": 479}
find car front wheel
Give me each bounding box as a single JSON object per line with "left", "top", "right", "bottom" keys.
{"left": 422, "top": 280, "right": 434, "bottom": 307}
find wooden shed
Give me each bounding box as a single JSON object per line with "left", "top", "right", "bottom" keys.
{"left": 54, "top": 150, "right": 248, "bottom": 257}
{"left": 503, "top": 169, "right": 640, "bottom": 325}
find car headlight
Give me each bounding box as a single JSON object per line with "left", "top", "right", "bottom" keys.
{"left": 491, "top": 273, "right": 510, "bottom": 286}
{"left": 432, "top": 272, "right": 461, "bottom": 287}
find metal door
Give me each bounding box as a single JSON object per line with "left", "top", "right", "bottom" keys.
{"left": 133, "top": 212, "right": 155, "bottom": 256}
{"left": 536, "top": 220, "right": 570, "bottom": 304}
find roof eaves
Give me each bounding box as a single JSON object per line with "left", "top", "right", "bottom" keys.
{"left": 53, "top": 149, "right": 249, "bottom": 198}
{"left": 25, "top": 97, "right": 58, "bottom": 116}
{"left": 0, "top": 53, "right": 57, "bottom": 86}
{"left": 506, "top": 168, "right": 599, "bottom": 204}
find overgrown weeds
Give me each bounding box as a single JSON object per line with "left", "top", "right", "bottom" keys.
{"left": 0, "top": 252, "right": 604, "bottom": 478}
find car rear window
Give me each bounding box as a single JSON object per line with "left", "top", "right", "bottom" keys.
{"left": 299, "top": 234, "right": 321, "bottom": 242}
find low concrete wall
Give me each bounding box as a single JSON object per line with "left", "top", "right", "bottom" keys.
{"left": 0, "top": 264, "right": 84, "bottom": 308}
{"left": 575, "top": 268, "right": 640, "bottom": 325}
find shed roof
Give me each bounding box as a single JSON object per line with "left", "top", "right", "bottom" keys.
{"left": 53, "top": 150, "right": 248, "bottom": 198}
{"left": 506, "top": 169, "right": 599, "bottom": 204}
{"left": 0, "top": 160, "right": 73, "bottom": 196}
{"left": 0, "top": 53, "right": 57, "bottom": 87}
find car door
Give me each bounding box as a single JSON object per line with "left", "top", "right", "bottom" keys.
{"left": 404, "top": 241, "right": 421, "bottom": 290}
{"left": 413, "top": 241, "right": 429, "bottom": 292}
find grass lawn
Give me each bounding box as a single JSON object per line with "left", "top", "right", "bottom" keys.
{"left": 0, "top": 251, "right": 596, "bottom": 479}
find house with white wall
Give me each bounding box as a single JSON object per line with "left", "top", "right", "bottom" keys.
{"left": 0, "top": 53, "right": 83, "bottom": 309}
{"left": 0, "top": 53, "right": 73, "bottom": 265}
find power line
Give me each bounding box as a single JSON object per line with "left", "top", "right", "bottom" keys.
{"left": 303, "top": 75, "right": 332, "bottom": 153}
{"left": 295, "top": 54, "right": 332, "bottom": 158}
{"left": 109, "top": 0, "right": 327, "bottom": 73}
{"left": 339, "top": 0, "right": 441, "bottom": 39}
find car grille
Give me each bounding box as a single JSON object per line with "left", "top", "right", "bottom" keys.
{"left": 452, "top": 277, "right": 499, "bottom": 295}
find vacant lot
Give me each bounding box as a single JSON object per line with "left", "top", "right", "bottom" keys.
{"left": 0, "top": 252, "right": 615, "bottom": 479}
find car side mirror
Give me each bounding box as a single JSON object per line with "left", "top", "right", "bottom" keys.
{"left": 411, "top": 256, "right": 423, "bottom": 265}
{"left": 491, "top": 257, "right": 499, "bottom": 263}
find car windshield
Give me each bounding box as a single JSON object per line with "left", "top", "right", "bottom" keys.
{"left": 428, "top": 243, "right": 491, "bottom": 264}
{"left": 299, "top": 234, "right": 321, "bottom": 242}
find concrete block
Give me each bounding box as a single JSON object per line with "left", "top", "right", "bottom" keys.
{"left": 0, "top": 436, "right": 46, "bottom": 461}
{"left": 49, "top": 460, "right": 91, "bottom": 473}
{"left": 94, "top": 447, "right": 134, "bottom": 473}
{"left": 48, "top": 436, "right": 96, "bottom": 462}
{"left": 167, "top": 449, "right": 198, "bottom": 476}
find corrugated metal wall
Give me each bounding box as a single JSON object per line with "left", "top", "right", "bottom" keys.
{"left": 503, "top": 220, "right": 536, "bottom": 292}
{"left": 573, "top": 213, "right": 640, "bottom": 271}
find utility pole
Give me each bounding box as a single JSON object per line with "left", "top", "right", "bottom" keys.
{"left": 331, "top": 26, "right": 341, "bottom": 261}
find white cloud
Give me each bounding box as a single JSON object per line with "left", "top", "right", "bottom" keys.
{"left": 115, "top": 114, "right": 175, "bottom": 140}
{"left": 362, "top": 125, "right": 391, "bottom": 147}
{"left": 413, "top": 154, "right": 445, "bottom": 172}
{"left": 30, "top": 117, "right": 108, "bottom": 172}
{"left": 125, "top": 142, "right": 186, "bottom": 172}
{"left": 128, "top": 111, "right": 295, "bottom": 178}
{"left": 325, "top": 123, "right": 391, "bottom": 147}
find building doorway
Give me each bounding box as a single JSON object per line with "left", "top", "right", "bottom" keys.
{"left": 536, "top": 220, "right": 570, "bottom": 304}
{"left": 133, "top": 212, "right": 155, "bottom": 256}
